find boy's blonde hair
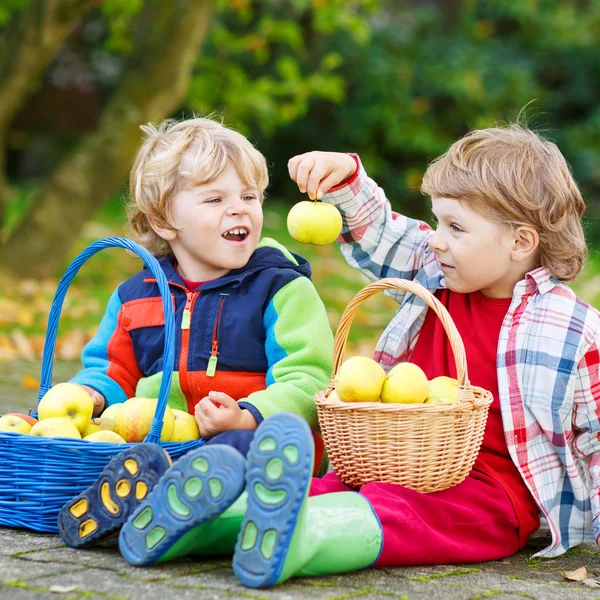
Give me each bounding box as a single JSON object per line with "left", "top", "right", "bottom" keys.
{"left": 128, "top": 117, "right": 269, "bottom": 255}
{"left": 421, "top": 125, "right": 587, "bottom": 281}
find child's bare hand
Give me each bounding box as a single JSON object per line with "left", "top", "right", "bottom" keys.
{"left": 194, "top": 391, "right": 258, "bottom": 440}
{"left": 288, "top": 151, "right": 357, "bottom": 200}
{"left": 75, "top": 384, "right": 106, "bottom": 417}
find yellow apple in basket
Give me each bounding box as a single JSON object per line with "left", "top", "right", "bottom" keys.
{"left": 425, "top": 376, "right": 459, "bottom": 405}
{"left": 0, "top": 414, "right": 33, "bottom": 434}
{"left": 335, "top": 356, "right": 386, "bottom": 402}
{"left": 38, "top": 383, "right": 94, "bottom": 434}
{"left": 30, "top": 417, "right": 81, "bottom": 439}
{"left": 101, "top": 403, "right": 122, "bottom": 421}
{"left": 287, "top": 200, "right": 342, "bottom": 245}
{"left": 169, "top": 409, "right": 200, "bottom": 442}
{"left": 84, "top": 430, "right": 127, "bottom": 444}
{"left": 380, "top": 362, "right": 429, "bottom": 404}
{"left": 114, "top": 397, "right": 174, "bottom": 443}
{"left": 82, "top": 417, "right": 116, "bottom": 437}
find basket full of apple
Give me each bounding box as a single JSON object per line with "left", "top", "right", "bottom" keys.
{"left": 315, "top": 277, "right": 493, "bottom": 493}
{"left": 0, "top": 238, "right": 203, "bottom": 533}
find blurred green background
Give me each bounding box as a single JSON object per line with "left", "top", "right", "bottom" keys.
{"left": 0, "top": 0, "right": 599, "bottom": 365}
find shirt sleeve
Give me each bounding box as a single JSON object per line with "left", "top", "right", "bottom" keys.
{"left": 571, "top": 336, "right": 600, "bottom": 543}
{"left": 69, "top": 287, "right": 141, "bottom": 406}
{"left": 321, "top": 154, "right": 434, "bottom": 283}
{"left": 240, "top": 276, "right": 334, "bottom": 430}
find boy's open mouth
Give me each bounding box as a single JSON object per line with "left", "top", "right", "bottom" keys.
{"left": 222, "top": 227, "right": 249, "bottom": 242}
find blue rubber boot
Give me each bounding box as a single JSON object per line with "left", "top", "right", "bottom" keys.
{"left": 233, "top": 413, "right": 382, "bottom": 588}
{"left": 118, "top": 444, "right": 246, "bottom": 566}
{"left": 58, "top": 443, "right": 172, "bottom": 548}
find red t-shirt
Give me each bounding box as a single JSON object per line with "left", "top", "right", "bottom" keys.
{"left": 409, "top": 289, "right": 540, "bottom": 546}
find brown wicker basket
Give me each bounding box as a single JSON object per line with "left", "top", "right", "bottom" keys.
{"left": 316, "top": 277, "right": 493, "bottom": 493}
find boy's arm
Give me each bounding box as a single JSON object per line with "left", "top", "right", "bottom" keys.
{"left": 238, "top": 276, "right": 333, "bottom": 430}
{"left": 69, "top": 287, "right": 142, "bottom": 407}
{"left": 572, "top": 337, "right": 600, "bottom": 544}
{"left": 321, "top": 154, "right": 435, "bottom": 283}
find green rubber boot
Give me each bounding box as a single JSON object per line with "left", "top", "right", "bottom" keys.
{"left": 158, "top": 492, "right": 247, "bottom": 561}
{"left": 233, "top": 413, "right": 383, "bottom": 588}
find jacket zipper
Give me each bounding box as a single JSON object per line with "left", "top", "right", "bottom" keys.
{"left": 207, "top": 295, "right": 226, "bottom": 377}
{"left": 179, "top": 290, "right": 199, "bottom": 400}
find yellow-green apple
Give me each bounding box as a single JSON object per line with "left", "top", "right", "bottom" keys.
{"left": 287, "top": 200, "right": 342, "bottom": 245}
{"left": 82, "top": 417, "right": 116, "bottom": 438}
{"left": 425, "top": 376, "right": 459, "bottom": 405}
{"left": 114, "top": 397, "right": 174, "bottom": 443}
{"left": 169, "top": 409, "right": 200, "bottom": 442}
{"left": 84, "top": 430, "right": 127, "bottom": 443}
{"left": 30, "top": 417, "right": 81, "bottom": 439}
{"left": 38, "top": 383, "right": 94, "bottom": 434}
{"left": 380, "top": 362, "right": 429, "bottom": 404}
{"left": 335, "top": 356, "right": 386, "bottom": 402}
{"left": 4, "top": 413, "right": 37, "bottom": 427}
{"left": 100, "top": 403, "right": 122, "bottom": 421}
{"left": 0, "top": 414, "right": 33, "bottom": 434}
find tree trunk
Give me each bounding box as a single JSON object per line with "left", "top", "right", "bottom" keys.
{"left": 0, "top": 0, "right": 214, "bottom": 277}
{"left": 0, "top": 0, "right": 96, "bottom": 217}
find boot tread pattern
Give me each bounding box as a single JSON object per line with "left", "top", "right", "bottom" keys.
{"left": 234, "top": 413, "right": 314, "bottom": 588}
{"left": 58, "top": 444, "right": 171, "bottom": 549}
{"left": 118, "top": 444, "right": 245, "bottom": 566}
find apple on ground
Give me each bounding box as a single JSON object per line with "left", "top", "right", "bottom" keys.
{"left": 287, "top": 200, "right": 343, "bottom": 245}
{"left": 170, "top": 409, "right": 200, "bottom": 442}
{"left": 114, "top": 397, "right": 175, "bottom": 443}
{"left": 335, "top": 356, "right": 386, "bottom": 403}
{"left": 84, "top": 430, "right": 127, "bottom": 443}
{"left": 38, "top": 383, "right": 94, "bottom": 434}
{"left": 380, "top": 362, "right": 429, "bottom": 404}
{"left": 425, "top": 376, "right": 459, "bottom": 404}
{"left": 30, "top": 417, "right": 81, "bottom": 439}
{"left": 4, "top": 413, "right": 37, "bottom": 427}
{"left": 0, "top": 414, "right": 33, "bottom": 434}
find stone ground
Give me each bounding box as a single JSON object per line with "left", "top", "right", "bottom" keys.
{"left": 1, "top": 360, "right": 600, "bottom": 600}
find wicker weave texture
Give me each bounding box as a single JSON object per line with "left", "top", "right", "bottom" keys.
{"left": 316, "top": 278, "right": 493, "bottom": 493}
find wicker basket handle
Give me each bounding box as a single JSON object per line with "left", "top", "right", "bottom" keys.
{"left": 37, "top": 237, "right": 176, "bottom": 445}
{"left": 333, "top": 277, "right": 471, "bottom": 390}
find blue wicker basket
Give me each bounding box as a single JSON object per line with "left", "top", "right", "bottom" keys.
{"left": 0, "top": 237, "right": 203, "bottom": 533}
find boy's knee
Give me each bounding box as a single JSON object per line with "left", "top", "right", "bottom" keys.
{"left": 204, "top": 429, "right": 255, "bottom": 457}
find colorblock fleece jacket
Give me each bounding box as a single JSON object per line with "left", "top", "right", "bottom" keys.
{"left": 70, "top": 238, "right": 333, "bottom": 429}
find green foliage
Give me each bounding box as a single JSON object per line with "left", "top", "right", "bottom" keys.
{"left": 100, "top": 0, "right": 144, "bottom": 53}
{"left": 0, "top": 0, "right": 28, "bottom": 27}
{"left": 186, "top": 0, "right": 379, "bottom": 135}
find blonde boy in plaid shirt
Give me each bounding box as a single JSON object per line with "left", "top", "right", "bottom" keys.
{"left": 222, "top": 124, "right": 599, "bottom": 588}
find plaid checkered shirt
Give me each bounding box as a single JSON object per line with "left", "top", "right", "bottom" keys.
{"left": 323, "top": 157, "right": 600, "bottom": 557}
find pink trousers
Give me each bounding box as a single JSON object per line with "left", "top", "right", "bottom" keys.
{"left": 309, "top": 470, "right": 523, "bottom": 566}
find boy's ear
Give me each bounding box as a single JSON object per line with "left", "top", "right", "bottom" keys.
{"left": 511, "top": 225, "right": 539, "bottom": 262}
{"left": 148, "top": 216, "right": 177, "bottom": 241}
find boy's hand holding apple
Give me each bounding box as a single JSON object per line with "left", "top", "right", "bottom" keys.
{"left": 194, "top": 391, "right": 258, "bottom": 440}
{"left": 75, "top": 384, "right": 106, "bottom": 416}
{"left": 288, "top": 151, "right": 357, "bottom": 200}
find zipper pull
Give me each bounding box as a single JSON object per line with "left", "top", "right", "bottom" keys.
{"left": 207, "top": 341, "right": 218, "bottom": 377}
{"left": 181, "top": 292, "right": 193, "bottom": 330}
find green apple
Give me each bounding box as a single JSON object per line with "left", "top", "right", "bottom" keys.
{"left": 380, "top": 362, "right": 429, "bottom": 404}
{"left": 287, "top": 200, "right": 342, "bottom": 245}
